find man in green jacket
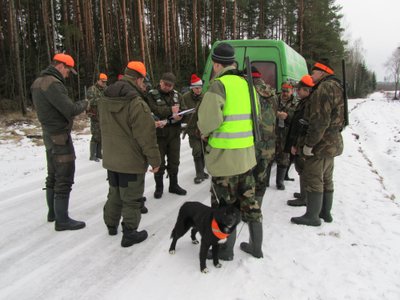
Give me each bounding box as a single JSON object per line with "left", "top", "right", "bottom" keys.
{"left": 291, "top": 59, "right": 344, "bottom": 226}
{"left": 146, "top": 72, "right": 187, "bottom": 199}
{"left": 31, "top": 53, "right": 88, "bottom": 231}
{"left": 98, "top": 61, "right": 161, "bottom": 247}
{"left": 198, "top": 43, "right": 261, "bottom": 260}
{"left": 182, "top": 74, "right": 208, "bottom": 184}
{"left": 87, "top": 72, "right": 107, "bottom": 162}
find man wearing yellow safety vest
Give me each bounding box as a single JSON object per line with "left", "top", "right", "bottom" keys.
{"left": 197, "top": 43, "right": 263, "bottom": 260}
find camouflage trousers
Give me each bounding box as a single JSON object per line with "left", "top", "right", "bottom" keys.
{"left": 252, "top": 156, "right": 271, "bottom": 207}
{"left": 210, "top": 169, "right": 261, "bottom": 223}
{"left": 90, "top": 119, "right": 101, "bottom": 143}
{"left": 302, "top": 156, "right": 335, "bottom": 193}
{"left": 103, "top": 171, "right": 145, "bottom": 230}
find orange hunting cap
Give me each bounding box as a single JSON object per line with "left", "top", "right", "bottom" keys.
{"left": 53, "top": 53, "right": 77, "bottom": 75}
{"left": 281, "top": 82, "right": 293, "bottom": 90}
{"left": 298, "top": 74, "right": 315, "bottom": 88}
{"left": 99, "top": 73, "right": 108, "bottom": 81}
{"left": 312, "top": 59, "right": 334, "bottom": 75}
{"left": 125, "top": 61, "right": 146, "bottom": 78}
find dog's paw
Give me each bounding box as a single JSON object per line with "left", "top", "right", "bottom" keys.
{"left": 192, "top": 239, "right": 199, "bottom": 245}
{"left": 169, "top": 250, "right": 176, "bottom": 255}
{"left": 214, "top": 263, "right": 222, "bottom": 268}
{"left": 201, "top": 267, "right": 209, "bottom": 273}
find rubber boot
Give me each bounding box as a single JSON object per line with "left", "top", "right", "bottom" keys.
{"left": 121, "top": 223, "right": 148, "bottom": 247}
{"left": 291, "top": 191, "right": 323, "bottom": 226}
{"left": 200, "top": 158, "right": 209, "bottom": 179}
{"left": 90, "top": 141, "right": 99, "bottom": 162}
{"left": 46, "top": 188, "right": 55, "bottom": 222}
{"left": 240, "top": 221, "right": 263, "bottom": 258}
{"left": 265, "top": 163, "right": 272, "bottom": 187}
{"left": 140, "top": 197, "right": 148, "bottom": 214}
{"left": 207, "top": 228, "right": 236, "bottom": 261}
{"left": 276, "top": 165, "right": 287, "bottom": 190}
{"left": 154, "top": 174, "right": 163, "bottom": 199}
{"left": 287, "top": 175, "right": 306, "bottom": 207}
{"left": 320, "top": 191, "right": 333, "bottom": 222}
{"left": 193, "top": 158, "right": 203, "bottom": 184}
{"left": 54, "top": 193, "right": 86, "bottom": 231}
{"left": 284, "top": 161, "right": 295, "bottom": 181}
{"left": 168, "top": 173, "right": 187, "bottom": 195}
{"left": 293, "top": 192, "right": 301, "bottom": 198}
{"left": 96, "top": 142, "right": 102, "bottom": 159}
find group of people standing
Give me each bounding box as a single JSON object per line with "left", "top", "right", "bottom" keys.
{"left": 31, "top": 43, "right": 344, "bottom": 258}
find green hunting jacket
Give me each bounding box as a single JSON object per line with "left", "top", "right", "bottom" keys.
{"left": 302, "top": 74, "right": 344, "bottom": 158}
{"left": 197, "top": 66, "right": 256, "bottom": 177}
{"left": 98, "top": 77, "right": 161, "bottom": 174}
{"left": 31, "top": 65, "right": 87, "bottom": 135}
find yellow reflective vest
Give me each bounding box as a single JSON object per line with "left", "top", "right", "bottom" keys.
{"left": 208, "top": 75, "right": 255, "bottom": 149}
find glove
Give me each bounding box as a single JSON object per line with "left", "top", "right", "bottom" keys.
{"left": 303, "top": 145, "right": 314, "bottom": 156}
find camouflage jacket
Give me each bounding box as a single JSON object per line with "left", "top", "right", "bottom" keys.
{"left": 254, "top": 78, "right": 278, "bottom": 162}
{"left": 146, "top": 85, "right": 186, "bottom": 137}
{"left": 302, "top": 74, "right": 344, "bottom": 158}
{"left": 276, "top": 94, "right": 298, "bottom": 149}
{"left": 87, "top": 83, "right": 105, "bottom": 121}
{"left": 181, "top": 90, "right": 203, "bottom": 137}
{"left": 285, "top": 95, "right": 310, "bottom": 153}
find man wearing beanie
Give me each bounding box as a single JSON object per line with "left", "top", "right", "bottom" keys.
{"left": 98, "top": 61, "right": 161, "bottom": 247}
{"left": 31, "top": 53, "right": 88, "bottom": 231}
{"left": 284, "top": 74, "right": 315, "bottom": 207}
{"left": 146, "top": 72, "right": 187, "bottom": 199}
{"left": 198, "top": 42, "right": 262, "bottom": 260}
{"left": 87, "top": 73, "right": 108, "bottom": 162}
{"left": 182, "top": 74, "right": 209, "bottom": 184}
{"left": 291, "top": 59, "right": 345, "bottom": 226}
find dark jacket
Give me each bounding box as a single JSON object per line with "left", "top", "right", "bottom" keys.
{"left": 31, "top": 65, "right": 87, "bottom": 135}
{"left": 99, "top": 78, "right": 161, "bottom": 174}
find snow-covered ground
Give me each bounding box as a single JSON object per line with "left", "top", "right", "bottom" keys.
{"left": 0, "top": 92, "right": 399, "bottom": 300}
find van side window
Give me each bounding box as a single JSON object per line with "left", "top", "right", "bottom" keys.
{"left": 252, "top": 62, "right": 277, "bottom": 90}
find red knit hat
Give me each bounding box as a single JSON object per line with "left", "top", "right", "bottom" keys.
{"left": 190, "top": 74, "right": 203, "bottom": 87}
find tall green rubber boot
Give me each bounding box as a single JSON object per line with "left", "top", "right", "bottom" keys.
{"left": 320, "top": 191, "right": 333, "bottom": 222}
{"left": 276, "top": 165, "right": 287, "bottom": 190}
{"left": 46, "top": 188, "right": 55, "bottom": 222}
{"left": 291, "top": 191, "right": 323, "bottom": 226}
{"left": 239, "top": 221, "right": 263, "bottom": 258}
{"left": 287, "top": 175, "right": 306, "bottom": 207}
{"left": 90, "top": 141, "right": 99, "bottom": 162}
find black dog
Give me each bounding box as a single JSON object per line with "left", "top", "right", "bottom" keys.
{"left": 169, "top": 201, "right": 241, "bottom": 273}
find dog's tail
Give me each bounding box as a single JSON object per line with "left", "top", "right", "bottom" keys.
{"left": 170, "top": 228, "right": 175, "bottom": 239}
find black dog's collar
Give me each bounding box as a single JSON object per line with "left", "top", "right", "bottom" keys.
{"left": 211, "top": 218, "right": 230, "bottom": 239}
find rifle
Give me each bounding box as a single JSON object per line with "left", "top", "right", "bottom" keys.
{"left": 244, "top": 56, "right": 261, "bottom": 142}
{"left": 342, "top": 59, "right": 349, "bottom": 127}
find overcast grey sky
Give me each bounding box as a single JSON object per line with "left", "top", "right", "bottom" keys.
{"left": 336, "top": 0, "right": 400, "bottom": 81}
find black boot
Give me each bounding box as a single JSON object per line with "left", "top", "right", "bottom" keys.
{"left": 96, "top": 142, "right": 102, "bottom": 159}
{"left": 154, "top": 174, "right": 164, "bottom": 199}
{"left": 168, "top": 173, "right": 187, "bottom": 195}
{"left": 287, "top": 176, "right": 306, "bottom": 207}
{"left": 265, "top": 163, "right": 272, "bottom": 187}
{"left": 293, "top": 192, "right": 301, "bottom": 198}
{"left": 140, "top": 197, "right": 148, "bottom": 214}
{"left": 46, "top": 188, "right": 55, "bottom": 222}
{"left": 240, "top": 221, "right": 263, "bottom": 258}
{"left": 200, "top": 157, "right": 209, "bottom": 180}
{"left": 276, "top": 165, "right": 287, "bottom": 190}
{"left": 291, "top": 191, "right": 323, "bottom": 226}
{"left": 107, "top": 225, "right": 118, "bottom": 236}
{"left": 54, "top": 193, "right": 86, "bottom": 231}
{"left": 121, "top": 223, "right": 148, "bottom": 247}
{"left": 284, "top": 161, "right": 295, "bottom": 181}
{"left": 320, "top": 191, "right": 333, "bottom": 222}
{"left": 90, "top": 141, "right": 99, "bottom": 162}
{"left": 193, "top": 158, "right": 204, "bottom": 184}
{"left": 207, "top": 228, "right": 236, "bottom": 261}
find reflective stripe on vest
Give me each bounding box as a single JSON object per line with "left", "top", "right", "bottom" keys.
{"left": 208, "top": 75, "right": 254, "bottom": 149}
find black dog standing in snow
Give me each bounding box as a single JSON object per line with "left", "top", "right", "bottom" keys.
{"left": 169, "top": 201, "right": 241, "bottom": 273}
